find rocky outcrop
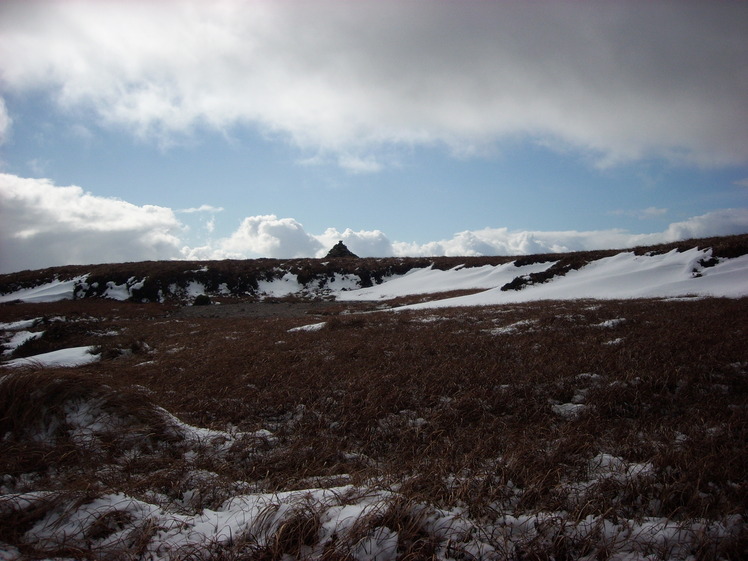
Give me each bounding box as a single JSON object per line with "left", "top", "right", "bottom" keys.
{"left": 325, "top": 241, "right": 359, "bottom": 258}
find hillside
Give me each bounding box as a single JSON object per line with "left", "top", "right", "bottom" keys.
{"left": 1, "top": 234, "right": 748, "bottom": 306}
{"left": 1, "top": 234, "right": 747, "bottom": 560}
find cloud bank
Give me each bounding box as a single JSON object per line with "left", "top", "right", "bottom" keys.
{"left": 2, "top": 174, "right": 748, "bottom": 274}
{"left": 1, "top": 1, "right": 747, "bottom": 168}
{"left": 0, "top": 174, "right": 184, "bottom": 272}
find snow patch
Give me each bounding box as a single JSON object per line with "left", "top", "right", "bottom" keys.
{"left": 486, "top": 319, "right": 537, "bottom": 335}
{"left": 324, "top": 272, "right": 361, "bottom": 291}
{"left": 102, "top": 277, "right": 146, "bottom": 301}
{"left": 393, "top": 248, "right": 748, "bottom": 310}
{"left": 337, "top": 261, "right": 555, "bottom": 301}
{"left": 0, "top": 318, "right": 43, "bottom": 330}
{"left": 2, "top": 346, "right": 100, "bottom": 368}
{"left": 1, "top": 330, "right": 42, "bottom": 356}
{"left": 596, "top": 318, "right": 626, "bottom": 328}
{"left": 288, "top": 322, "right": 327, "bottom": 332}
{"left": 551, "top": 402, "right": 587, "bottom": 419}
{"left": 258, "top": 273, "right": 302, "bottom": 297}
{"left": 186, "top": 280, "right": 206, "bottom": 297}
{"left": 0, "top": 276, "right": 87, "bottom": 303}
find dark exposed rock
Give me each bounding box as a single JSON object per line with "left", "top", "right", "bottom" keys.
{"left": 326, "top": 241, "right": 359, "bottom": 258}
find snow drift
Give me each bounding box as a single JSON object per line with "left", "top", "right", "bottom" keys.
{"left": 1, "top": 245, "right": 747, "bottom": 306}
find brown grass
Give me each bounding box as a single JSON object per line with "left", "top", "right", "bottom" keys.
{"left": 1, "top": 274, "right": 747, "bottom": 558}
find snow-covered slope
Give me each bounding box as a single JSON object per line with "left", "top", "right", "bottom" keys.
{"left": 336, "top": 260, "right": 556, "bottom": 301}
{"left": 0, "top": 276, "right": 88, "bottom": 303}
{"left": 1, "top": 245, "right": 747, "bottom": 305}
{"left": 344, "top": 248, "right": 748, "bottom": 309}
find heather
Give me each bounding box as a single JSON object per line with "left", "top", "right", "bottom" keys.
{"left": 1, "top": 237, "right": 747, "bottom": 560}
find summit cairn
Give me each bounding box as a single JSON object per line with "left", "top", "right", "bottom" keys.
{"left": 325, "top": 240, "right": 359, "bottom": 258}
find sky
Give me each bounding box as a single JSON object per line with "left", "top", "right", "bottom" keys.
{"left": 1, "top": 0, "right": 748, "bottom": 274}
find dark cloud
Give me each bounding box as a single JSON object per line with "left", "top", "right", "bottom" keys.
{"left": 1, "top": 1, "right": 746, "bottom": 167}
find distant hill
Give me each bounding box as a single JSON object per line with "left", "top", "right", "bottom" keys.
{"left": 1, "top": 234, "right": 747, "bottom": 305}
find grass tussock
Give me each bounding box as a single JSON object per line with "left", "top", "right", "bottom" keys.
{"left": 0, "top": 295, "right": 747, "bottom": 559}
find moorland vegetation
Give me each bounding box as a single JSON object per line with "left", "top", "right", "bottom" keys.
{"left": 0, "top": 236, "right": 747, "bottom": 560}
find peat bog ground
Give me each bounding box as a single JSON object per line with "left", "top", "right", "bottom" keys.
{"left": 1, "top": 293, "right": 747, "bottom": 559}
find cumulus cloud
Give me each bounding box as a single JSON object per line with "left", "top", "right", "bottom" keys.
{"left": 315, "top": 228, "right": 394, "bottom": 258}
{"left": 2, "top": 174, "right": 747, "bottom": 274}
{"left": 177, "top": 205, "right": 223, "bottom": 236}
{"left": 182, "top": 220, "right": 395, "bottom": 261}
{"left": 174, "top": 209, "right": 748, "bottom": 265}
{"left": 225, "top": 215, "right": 322, "bottom": 258}
{"left": 185, "top": 215, "right": 324, "bottom": 260}
{"left": 391, "top": 228, "right": 644, "bottom": 258}
{"left": 393, "top": 210, "right": 748, "bottom": 257}
{"left": 0, "top": 97, "right": 10, "bottom": 145}
{"left": 0, "top": 174, "right": 184, "bottom": 273}
{"left": 178, "top": 205, "right": 224, "bottom": 214}
{"left": 662, "top": 209, "right": 748, "bottom": 242}
{"left": 1, "top": 1, "right": 746, "bottom": 167}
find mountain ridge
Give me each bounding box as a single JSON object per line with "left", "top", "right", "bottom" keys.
{"left": 2, "top": 233, "right": 748, "bottom": 305}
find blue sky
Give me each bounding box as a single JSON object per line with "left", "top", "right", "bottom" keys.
{"left": 1, "top": 1, "right": 747, "bottom": 273}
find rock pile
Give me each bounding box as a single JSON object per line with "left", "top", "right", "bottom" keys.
{"left": 325, "top": 241, "right": 359, "bottom": 258}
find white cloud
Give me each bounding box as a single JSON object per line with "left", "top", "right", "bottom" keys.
{"left": 178, "top": 205, "right": 225, "bottom": 214}
{"left": 391, "top": 210, "right": 748, "bottom": 257}
{"left": 182, "top": 209, "right": 748, "bottom": 265}
{"left": 177, "top": 205, "right": 224, "bottom": 236}
{"left": 205, "top": 215, "right": 323, "bottom": 259}
{"left": 391, "top": 228, "right": 647, "bottom": 258}
{"left": 185, "top": 209, "right": 748, "bottom": 264}
{"left": 0, "top": 174, "right": 184, "bottom": 273}
{"left": 315, "top": 228, "right": 394, "bottom": 258}
{"left": 734, "top": 178, "right": 748, "bottom": 188}
{"left": 183, "top": 220, "right": 394, "bottom": 261}
{"left": 1, "top": 1, "right": 746, "bottom": 167}
{"left": 336, "top": 155, "right": 383, "bottom": 174}
{"left": 662, "top": 209, "right": 748, "bottom": 242}
{"left": 2, "top": 174, "right": 747, "bottom": 274}
{"left": 0, "top": 97, "right": 10, "bottom": 145}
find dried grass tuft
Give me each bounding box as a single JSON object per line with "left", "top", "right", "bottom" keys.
{"left": 1, "top": 288, "right": 747, "bottom": 559}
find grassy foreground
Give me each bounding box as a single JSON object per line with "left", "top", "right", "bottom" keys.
{"left": 1, "top": 295, "right": 747, "bottom": 559}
